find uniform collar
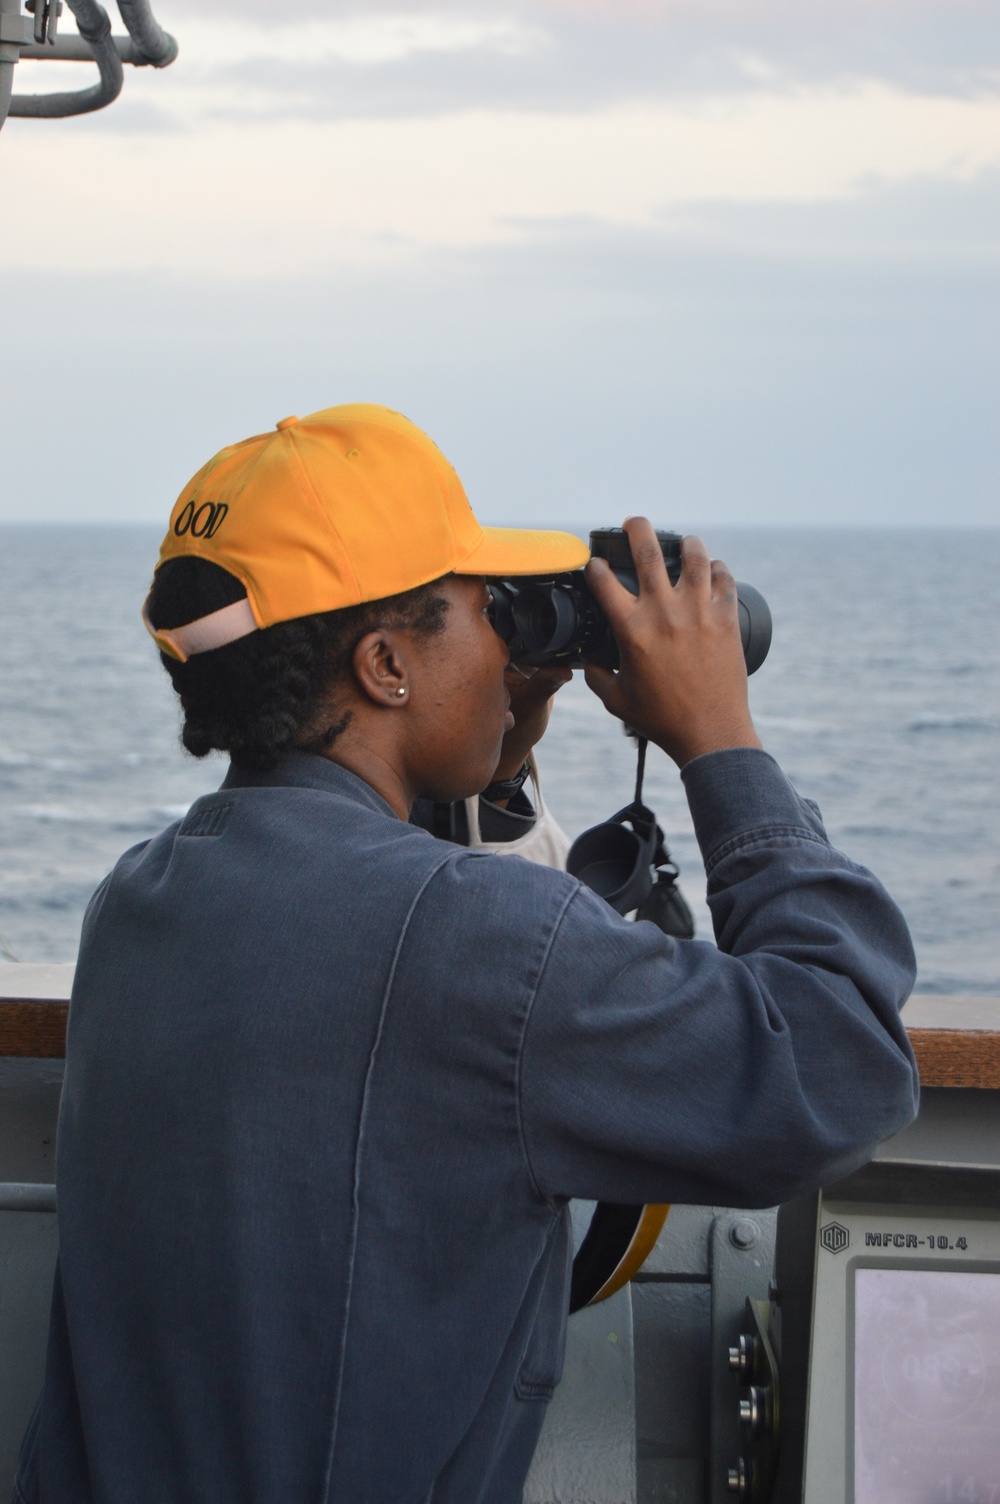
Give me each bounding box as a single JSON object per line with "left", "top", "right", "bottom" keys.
{"left": 221, "top": 752, "right": 400, "bottom": 821}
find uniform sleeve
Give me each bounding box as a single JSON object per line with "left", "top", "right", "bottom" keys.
{"left": 517, "top": 748, "right": 919, "bottom": 1208}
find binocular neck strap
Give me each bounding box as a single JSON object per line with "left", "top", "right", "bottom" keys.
{"left": 634, "top": 736, "right": 648, "bottom": 807}
{"left": 631, "top": 738, "right": 672, "bottom": 876}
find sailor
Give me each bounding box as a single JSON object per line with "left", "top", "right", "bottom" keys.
{"left": 15, "top": 404, "right": 919, "bottom": 1504}
{"left": 409, "top": 661, "right": 573, "bottom": 863}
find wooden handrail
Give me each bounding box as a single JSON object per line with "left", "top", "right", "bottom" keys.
{"left": 1, "top": 970, "right": 998, "bottom": 1084}
{"left": 0, "top": 999, "right": 70, "bottom": 1058}
{"left": 0, "top": 965, "right": 73, "bottom": 1058}
{"left": 901, "top": 996, "right": 1000, "bottom": 1090}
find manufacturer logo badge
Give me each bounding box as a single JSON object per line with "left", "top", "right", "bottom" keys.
{"left": 820, "top": 1222, "right": 850, "bottom": 1254}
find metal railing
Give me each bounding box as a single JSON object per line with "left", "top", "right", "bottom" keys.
{"left": 0, "top": 1182, "right": 56, "bottom": 1213}
{"left": 1, "top": 0, "right": 175, "bottom": 129}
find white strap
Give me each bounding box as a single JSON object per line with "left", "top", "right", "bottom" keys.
{"left": 465, "top": 754, "right": 571, "bottom": 871}
{"left": 467, "top": 752, "right": 544, "bottom": 847}
{"left": 142, "top": 596, "right": 258, "bottom": 662}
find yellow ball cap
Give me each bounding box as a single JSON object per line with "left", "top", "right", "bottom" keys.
{"left": 145, "top": 404, "right": 589, "bottom": 661}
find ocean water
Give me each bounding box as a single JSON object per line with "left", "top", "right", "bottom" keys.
{"left": 0, "top": 525, "right": 997, "bottom": 993}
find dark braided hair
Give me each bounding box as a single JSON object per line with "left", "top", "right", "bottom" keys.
{"left": 147, "top": 558, "right": 449, "bottom": 769}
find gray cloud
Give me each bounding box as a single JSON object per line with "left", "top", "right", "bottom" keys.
{"left": 40, "top": 0, "right": 1000, "bottom": 135}
{"left": 3, "top": 172, "right": 997, "bottom": 528}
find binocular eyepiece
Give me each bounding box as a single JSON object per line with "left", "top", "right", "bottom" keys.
{"left": 488, "top": 528, "right": 772, "bottom": 673}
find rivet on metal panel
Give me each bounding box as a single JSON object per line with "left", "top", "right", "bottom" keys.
{"left": 729, "top": 1218, "right": 760, "bottom": 1250}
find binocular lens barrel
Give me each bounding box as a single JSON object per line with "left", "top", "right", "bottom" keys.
{"left": 488, "top": 528, "right": 772, "bottom": 674}
{"left": 735, "top": 583, "right": 772, "bottom": 676}
{"left": 515, "top": 588, "right": 580, "bottom": 659}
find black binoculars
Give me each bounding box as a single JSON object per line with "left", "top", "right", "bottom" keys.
{"left": 488, "top": 527, "right": 771, "bottom": 673}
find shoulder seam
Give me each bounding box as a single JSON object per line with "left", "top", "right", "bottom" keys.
{"left": 321, "top": 845, "right": 455, "bottom": 1502}
{"left": 514, "top": 881, "right": 582, "bottom": 1207}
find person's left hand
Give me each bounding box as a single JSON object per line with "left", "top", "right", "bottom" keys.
{"left": 490, "top": 664, "right": 572, "bottom": 786}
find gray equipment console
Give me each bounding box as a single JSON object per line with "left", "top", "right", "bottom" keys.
{"left": 771, "top": 1161, "right": 1000, "bottom": 1504}
{"left": 725, "top": 1000, "right": 1000, "bottom": 1504}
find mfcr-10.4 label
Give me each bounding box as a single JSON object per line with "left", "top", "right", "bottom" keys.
{"left": 863, "top": 1230, "right": 970, "bottom": 1252}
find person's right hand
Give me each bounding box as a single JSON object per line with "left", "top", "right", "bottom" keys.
{"left": 583, "top": 517, "right": 763, "bottom": 768}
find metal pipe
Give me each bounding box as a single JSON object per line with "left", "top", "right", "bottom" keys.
{"left": 0, "top": 1181, "right": 56, "bottom": 1212}
{"left": 8, "top": 0, "right": 123, "bottom": 116}
{"left": 19, "top": 33, "right": 145, "bottom": 63}
{"left": 0, "top": 57, "right": 16, "bottom": 131}
{"left": 115, "top": 0, "right": 175, "bottom": 66}
{"left": 1, "top": 0, "right": 33, "bottom": 131}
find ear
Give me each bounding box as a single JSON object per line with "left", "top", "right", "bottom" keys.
{"left": 351, "top": 629, "right": 411, "bottom": 708}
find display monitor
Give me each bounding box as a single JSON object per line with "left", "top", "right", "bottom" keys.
{"left": 853, "top": 1267, "right": 1000, "bottom": 1504}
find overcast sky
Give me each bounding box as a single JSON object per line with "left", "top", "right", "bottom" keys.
{"left": 1, "top": 0, "right": 998, "bottom": 528}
